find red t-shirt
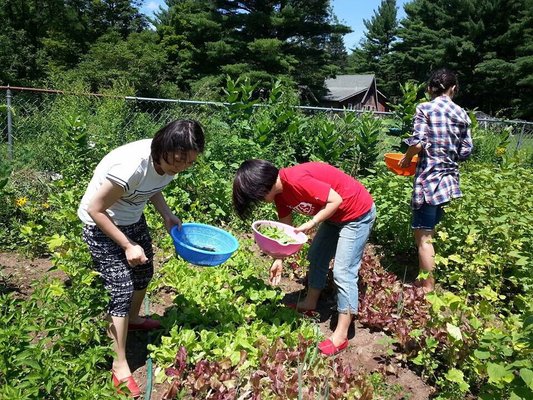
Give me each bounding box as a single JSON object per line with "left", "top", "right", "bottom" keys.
{"left": 274, "top": 162, "right": 373, "bottom": 223}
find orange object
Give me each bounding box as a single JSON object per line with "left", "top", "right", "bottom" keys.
{"left": 384, "top": 153, "right": 419, "bottom": 176}
{"left": 112, "top": 372, "right": 141, "bottom": 398}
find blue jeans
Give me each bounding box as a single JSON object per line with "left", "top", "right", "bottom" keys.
{"left": 306, "top": 204, "right": 376, "bottom": 314}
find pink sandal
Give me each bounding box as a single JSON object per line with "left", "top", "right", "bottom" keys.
{"left": 318, "top": 338, "right": 349, "bottom": 356}
{"left": 112, "top": 372, "right": 141, "bottom": 398}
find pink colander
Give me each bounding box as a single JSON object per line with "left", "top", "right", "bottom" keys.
{"left": 252, "top": 220, "right": 308, "bottom": 258}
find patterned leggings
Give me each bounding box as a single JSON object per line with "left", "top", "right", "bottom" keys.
{"left": 82, "top": 215, "right": 154, "bottom": 317}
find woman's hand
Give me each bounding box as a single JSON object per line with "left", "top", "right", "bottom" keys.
{"left": 398, "top": 155, "right": 412, "bottom": 168}
{"left": 163, "top": 214, "right": 182, "bottom": 233}
{"left": 399, "top": 144, "right": 422, "bottom": 168}
{"left": 269, "top": 259, "right": 283, "bottom": 285}
{"left": 125, "top": 243, "right": 149, "bottom": 267}
{"left": 294, "top": 219, "right": 316, "bottom": 234}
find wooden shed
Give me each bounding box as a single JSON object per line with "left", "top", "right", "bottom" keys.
{"left": 322, "top": 74, "right": 388, "bottom": 112}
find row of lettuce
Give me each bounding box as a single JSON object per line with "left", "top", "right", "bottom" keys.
{"left": 1, "top": 82, "right": 532, "bottom": 398}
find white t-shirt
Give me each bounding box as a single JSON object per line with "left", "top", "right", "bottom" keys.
{"left": 78, "top": 139, "right": 174, "bottom": 226}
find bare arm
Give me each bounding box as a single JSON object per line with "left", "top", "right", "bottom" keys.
{"left": 279, "top": 214, "right": 292, "bottom": 226}
{"left": 270, "top": 188, "right": 342, "bottom": 285}
{"left": 87, "top": 179, "right": 148, "bottom": 266}
{"left": 294, "top": 188, "right": 342, "bottom": 233}
{"left": 399, "top": 143, "right": 423, "bottom": 168}
{"left": 269, "top": 214, "right": 293, "bottom": 285}
{"left": 150, "top": 191, "right": 182, "bottom": 232}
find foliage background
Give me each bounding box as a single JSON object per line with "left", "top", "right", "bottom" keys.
{"left": 1, "top": 78, "right": 532, "bottom": 398}
{"left": 1, "top": 0, "right": 532, "bottom": 118}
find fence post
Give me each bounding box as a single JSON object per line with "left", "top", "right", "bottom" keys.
{"left": 516, "top": 123, "right": 525, "bottom": 151}
{"left": 6, "top": 86, "right": 13, "bottom": 160}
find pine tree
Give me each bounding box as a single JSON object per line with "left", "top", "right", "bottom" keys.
{"left": 346, "top": 0, "right": 398, "bottom": 96}
{"left": 155, "top": 0, "right": 350, "bottom": 96}
{"left": 510, "top": 0, "right": 533, "bottom": 119}
{"left": 391, "top": 0, "right": 531, "bottom": 118}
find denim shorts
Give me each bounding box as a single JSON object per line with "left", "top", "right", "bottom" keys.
{"left": 411, "top": 203, "right": 445, "bottom": 230}
{"left": 306, "top": 204, "right": 376, "bottom": 315}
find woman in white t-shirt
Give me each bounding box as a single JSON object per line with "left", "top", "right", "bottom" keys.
{"left": 78, "top": 119, "right": 204, "bottom": 397}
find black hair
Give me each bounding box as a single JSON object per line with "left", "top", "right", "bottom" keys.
{"left": 427, "top": 68, "right": 459, "bottom": 96}
{"left": 233, "top": 159, "right": 279, "bottom": 219}
{"left": 151, "top": 119, "right": 205, "bottom": 163}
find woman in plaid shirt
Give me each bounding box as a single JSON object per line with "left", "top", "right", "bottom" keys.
{"left": 399, "top": 68, "right": 473, "bottom": 292}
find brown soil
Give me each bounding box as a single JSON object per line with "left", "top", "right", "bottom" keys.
{"left": 278, "top": 263, "right": 434, "bottom": 400}
{"left": 0, "top": 250, "right": 434, "bottom": 400}
{"left": 0, "top": 252, "right": 63, "bottom": 297}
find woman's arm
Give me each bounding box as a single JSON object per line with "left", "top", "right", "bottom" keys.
{"left": 294, "top": 188, "right": 342, "bottom": 233}
{"left": 269, "top": 214, "right": 293, "bottom": 285}
{"left": 87, "top": 179, "right": 148, "bottom": 266}
{"left": 150, "top": 191, "right": 182, "bottom": 232}
{"left": 270, "top": 188, "right": 342, "bottom": 285}
{"left": 279, "top": 214, "right": 292, "bottom": 226}
{"left": 400, "top": 104, "right": 428, "bottom": 168}
{"left": 399, "top": 143, "right": 423, "bottom": 168}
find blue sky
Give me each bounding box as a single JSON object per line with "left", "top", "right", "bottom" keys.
{"left": 140, "top": 0, "right": 410, "bottom": 51}
{"left": 332, "top": 0, "right": 409, "bottom": 50}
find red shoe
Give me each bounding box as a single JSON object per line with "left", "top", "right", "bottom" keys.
{"left": 128, "top": 317, "right": 161, "bottom": 331}
{"left": 318, "top": 338, "right": 349, "bottom": 356}
{"left": 112, "top": 372, "right": 141, "bottom": 398}
{"left": 286, "top": 303, "right": 318, "bottom": 318}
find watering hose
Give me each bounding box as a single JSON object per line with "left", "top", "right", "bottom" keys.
{"left": 143, "top": 296, "right": 153, "bottom": 400}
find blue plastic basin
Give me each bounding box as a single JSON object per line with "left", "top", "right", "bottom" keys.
{"left": 170, "top": 223, "right": 239, "bottom": 266}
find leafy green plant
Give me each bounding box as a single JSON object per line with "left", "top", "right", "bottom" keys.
{"left": 0, "top": 163, "right": 14, "bottom": 247}
{"left": 473, "top": 311, "right": 533, "bottom": 400}
{"left": 55, "top": 114, "right": 94, "bottom": 178}
{"left": 388, "top": 81, "right": 426, "bottom": 153}
{"left": 360, "top": 173, "right": 413, "bottom": 253}
{"left": 0, "top": 268, "right": 115, "bottom": 399}
{"left": 257, "top": 224, "right": 298, "bottom": 244}
{"left": 162, "top": 338, "right": 373, "bottom": 400}
{"left": 149, "top": 246, "right": 318, "bottom": 372}
{"left": 223, "top": 76, "right": 260, "bottom": 121}
{"left": 369, "top": 372, "right": 406, "bottom": 400}
{"left": 435, "top": 166, "right": 533, "bottom": 303}
{"left": 469, "top": 112, "right": 514, "bottom": 165}
{"left": 307, "top": 114, "right": 348, "bottom": 164}
{"left": 350, "top": 112, "right": 382, "bottom": 176}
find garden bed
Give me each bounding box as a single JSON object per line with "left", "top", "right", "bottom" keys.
{"left": 0, "top": 249, "right": 433, "bottom": 399}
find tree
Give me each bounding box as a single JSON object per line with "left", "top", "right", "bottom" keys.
{"left": 391, "top": 0, "right": 532, "bottom": 118}
{"left": 507, "top": 0, "right": 533, "bottom": 119}
{"left": 0, "top": 0, "right": 148, "bottom": 85}
{"left": 346, "top": 0, "right": 398, "bottom": 97}
{"left": 68, "top": 31, "right": 168, "bottom": 96}
{"left": 155, "top": 0, "right": 350, "bottom": 98}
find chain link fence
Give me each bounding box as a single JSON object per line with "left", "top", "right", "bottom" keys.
{"left": 2, "top": 86, "right": 533, "bottom": 165}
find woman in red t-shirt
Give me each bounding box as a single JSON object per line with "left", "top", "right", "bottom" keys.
{"left": 233, "top": 159, "right": 376, "bottom": 356}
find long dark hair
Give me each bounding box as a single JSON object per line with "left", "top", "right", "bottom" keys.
{"left": 427, "top": 68, "right": 459, "bottom": 97}
{"left": 233, "top": 159, "right": 279, "bottom": 219}
{"left": 151, "top": 119, "right": 205, "bottom": 163}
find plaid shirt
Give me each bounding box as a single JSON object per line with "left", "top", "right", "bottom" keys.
{"left": 405, "top": 95, "right": 473, "bottom": 209}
